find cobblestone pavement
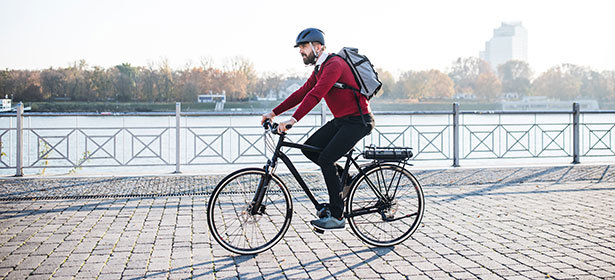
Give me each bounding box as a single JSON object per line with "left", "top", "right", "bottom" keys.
{"left": 1, "top": 164, "right": 613, "bottom": 200}
{"left": 0, "top": 164, "right": 614, "bottom": 279}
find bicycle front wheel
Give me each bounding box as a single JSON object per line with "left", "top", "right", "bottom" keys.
{"left": 347, "top": 163, "right": 424, "bottom": 247}
{"left": 207, "top": 168, "right": 293, "bottom": 255}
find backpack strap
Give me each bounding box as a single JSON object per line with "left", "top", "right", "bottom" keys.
{"left": 332, "top": 83, "right": 366, "bottom": 126}
{"left": 351, "top": 89, "right": 368, "bottom": 127}
{"left": 316, "top": 54, "right": 368, "bottom": 127}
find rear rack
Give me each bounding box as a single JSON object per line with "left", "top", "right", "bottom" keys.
{"left": 362, "top": 145, "right": 413, "bottom": 162}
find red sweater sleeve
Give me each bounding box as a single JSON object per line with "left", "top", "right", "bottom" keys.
{"left": 272, "top": 59, "right": 344, "bottom": 121}
{"left": 291, "top": 59, "right": 343, "bottom": 121}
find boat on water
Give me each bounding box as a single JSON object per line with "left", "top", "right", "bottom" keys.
{"left": 0, "top": 99, "right": 31, "bottom": 113}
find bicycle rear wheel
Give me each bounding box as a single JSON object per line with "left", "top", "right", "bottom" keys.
{"left": 207, "top": 168, "right": 292, "bottom": 255}
{"left": 347, "top": 163, "right": 424, "bottom": 247}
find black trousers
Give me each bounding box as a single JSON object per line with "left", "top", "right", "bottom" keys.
{"left": 302, "top": 114, "right": 375, "bottom": 219}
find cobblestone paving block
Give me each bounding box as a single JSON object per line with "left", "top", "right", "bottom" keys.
{"left": 0, "top": 164, "right": 613, "bottom": 199}
{"left": 0, "top": 165, "right": 614, "bottom": 279}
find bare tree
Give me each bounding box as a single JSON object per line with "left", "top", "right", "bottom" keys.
{"left": 447, "top": 57, "right": 492, "bottom": 95}
{"left": 497, "top": 60, "right": 533, "bottom": 96}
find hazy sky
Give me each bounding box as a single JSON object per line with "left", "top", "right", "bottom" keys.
{"left": 1, "top": 0, "right": 614, "bottom": 77}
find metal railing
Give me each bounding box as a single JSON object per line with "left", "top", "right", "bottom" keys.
{"left": 1, "top": 102, "right": 614, "bottom": 176}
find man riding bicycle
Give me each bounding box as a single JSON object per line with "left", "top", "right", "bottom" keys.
{"left": 261, "top": 28, "right": 375, "bottom": 230}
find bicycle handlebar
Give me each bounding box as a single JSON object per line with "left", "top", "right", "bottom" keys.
{"left": 263, "top": 119, "right": 292, "bottom": 134}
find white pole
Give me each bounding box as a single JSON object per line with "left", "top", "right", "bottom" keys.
{"left": 452, "top": 103, "right": 460, "bottom": 167}
{"left": 175, "top": 102, "right": 181, "bottom": 173}
{"left": 572, "top": 102, "right": 580, "bottom": 164}
{"left": 15, "top": 102, "right": 24, "bottom": 176}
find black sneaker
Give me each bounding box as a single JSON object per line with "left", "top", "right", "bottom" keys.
{"left": 310, "top": 210, "right": 345, "bottom": 230}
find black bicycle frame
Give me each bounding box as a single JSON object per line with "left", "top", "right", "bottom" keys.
{"left": 250, "top": 127, "right": 405, "bottom": 221}
{"left": 252, "top": 133, "right": 360, "bottom": 209}
{"left": 251, "top": 130, "right": 399, "bottom": 218}
{"left": 277, "top": 140, "right": 337, "bottom": 208}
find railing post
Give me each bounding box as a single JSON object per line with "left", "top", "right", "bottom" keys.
{"left": 452, "top": 103, "right": 460, "bottom": 167}
{"left": 320, "top": 101, "right": 326, "bottom": 126}
{"left": 572, "top": 102, "right": 580, "bottom": 164}
{"left": 175, "top": 102, "right": 181, "bottom": 173}
{"left": 15, "top": 102, "right": 24, "bottom": 177}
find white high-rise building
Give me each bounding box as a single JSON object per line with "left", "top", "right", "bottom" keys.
{"left": 480, "top": 22, "right": 528, "bottom": 71}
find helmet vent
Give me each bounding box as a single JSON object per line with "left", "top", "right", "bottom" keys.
{"left": 295, "top": 28, "right": 324, "bottom": 47}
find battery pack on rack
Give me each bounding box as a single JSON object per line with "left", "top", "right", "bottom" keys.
{"left": 363, "top": 145, "right": 413, "bottom": 161}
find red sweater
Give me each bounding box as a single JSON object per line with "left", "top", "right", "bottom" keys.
{"left": 273, "top": 55, "right": 371, "bottom": 121}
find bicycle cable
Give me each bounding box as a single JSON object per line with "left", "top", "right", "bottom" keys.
{"left": 264, "top": 130, "right": 276, "bottom": 154}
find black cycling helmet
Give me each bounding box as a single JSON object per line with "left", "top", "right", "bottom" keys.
{"left": 294, "top": 28, "right": 325, "bottom": 47}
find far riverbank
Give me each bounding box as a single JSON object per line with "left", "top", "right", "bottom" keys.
{"left": 15, "top": 100, "right": 615, "bottom": 113}
{"left": 18, "top": 100, "right": 615, "bottom": 113}
{"left": 22, "top": 100, "right": 496, "bottom": 113}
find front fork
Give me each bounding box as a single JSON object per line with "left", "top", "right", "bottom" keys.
{"left": 249, "top": 159, "right": 275, "bottom": 215}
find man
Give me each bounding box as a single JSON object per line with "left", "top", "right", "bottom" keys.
{"left": 261, "top": 28, "right": 375, "bottom": 230}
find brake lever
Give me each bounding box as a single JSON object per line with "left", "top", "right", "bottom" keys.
{"left": 263, "top": 120, "right": 291, "bottom": 134}
{"left": 263, "top": 120, "right": 273, "bottom": 130}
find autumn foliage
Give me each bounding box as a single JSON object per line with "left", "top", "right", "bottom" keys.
{"left": 1, "top": 57, "right": 614, "bottom": 103}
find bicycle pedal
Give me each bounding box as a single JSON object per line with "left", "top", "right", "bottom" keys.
{"left": 312, "top": 227, "right": 325, "bottom": 234}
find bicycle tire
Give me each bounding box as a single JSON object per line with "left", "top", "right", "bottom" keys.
{"left": 207, "top": 168, "right": 293, "bottom": 255}
{"left": 346, "top": 163, "right": 424, "bottom": 247}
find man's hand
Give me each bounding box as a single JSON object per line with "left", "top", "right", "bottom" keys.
{"left": 278, "top": 118, "right": 297, "bottom": 133}
{"left": 261, "top": 111, "right": 276, "bottom": 125}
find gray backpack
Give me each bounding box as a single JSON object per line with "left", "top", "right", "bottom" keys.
{"left": 315, "top": 47, "right": 381, "bottom": 125}
{"left": 328, "top": 47, "right": 381, "bottom": 125}
{"left": 334, "top": 47, "right": 382, "bottom": 100}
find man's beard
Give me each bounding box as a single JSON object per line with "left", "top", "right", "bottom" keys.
{"left": 302, "top": 52, "right": 316, "bottom": 65}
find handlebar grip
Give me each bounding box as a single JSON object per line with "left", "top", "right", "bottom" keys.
{"left": 263, "top": 119, "right": 272, "bottom": 129}
{"left": 262, "top": 120, "right": 291, "bottom": 134}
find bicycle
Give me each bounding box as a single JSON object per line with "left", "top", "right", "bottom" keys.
{"left": 206, "top": 120, "right": 425, "bottom": 255}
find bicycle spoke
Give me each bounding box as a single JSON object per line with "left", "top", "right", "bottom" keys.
{"left": 390, "top": 167, "right": 405, "bottom": 200}
{"left": 208, "top": 169, "right": 292, "bottom": 254}
{"left": 347, "top": 164, "right": 424, "bottom": 247}
{"left": 361, "top": 170, "right": 387, "bottom": 202}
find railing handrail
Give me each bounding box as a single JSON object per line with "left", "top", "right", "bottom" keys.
{"left": 2, "top": 102, "right": 614, "bottom": 176}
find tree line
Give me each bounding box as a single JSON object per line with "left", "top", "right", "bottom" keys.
{"left": 382, "top": 58, "right": 615, "bottom": 102}
{"left": 1, "top": 57, "right": 614, "bottom": 103}
{"left": 0, "top": 57, "right": 286, "bottom": 103}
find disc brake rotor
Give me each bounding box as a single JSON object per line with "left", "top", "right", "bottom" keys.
{"left": 240, "top": 204, "right": 264, "bottom": 224}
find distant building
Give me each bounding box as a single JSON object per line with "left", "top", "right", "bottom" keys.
{"left": 198, "top": 92, "right": 226, "bottom": 111}
{"left": 1, "top": 98, "right": 11, "bottom": 112}
{"left": 197, "top": 92, "right": 226, "bottom": 103}
{"left": 480, "top": 22, "right": 528, "bottom": 71}
{"left": 502, "top": 92, "right": 521, "bottom": 100}
{"left": 279, "top": 82, "right": 301, "bottom": 99}
{"left": 453, "top": 93, "right": 476, "bottom": 100}
{"left": 1, "top": 99, "right": 30, "bottom": 112}
{"left": 501, "top": 96, "right": 599, "bottom": 110}
{"left": 275, "top": 77, "right": 305, "bottom": 100}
